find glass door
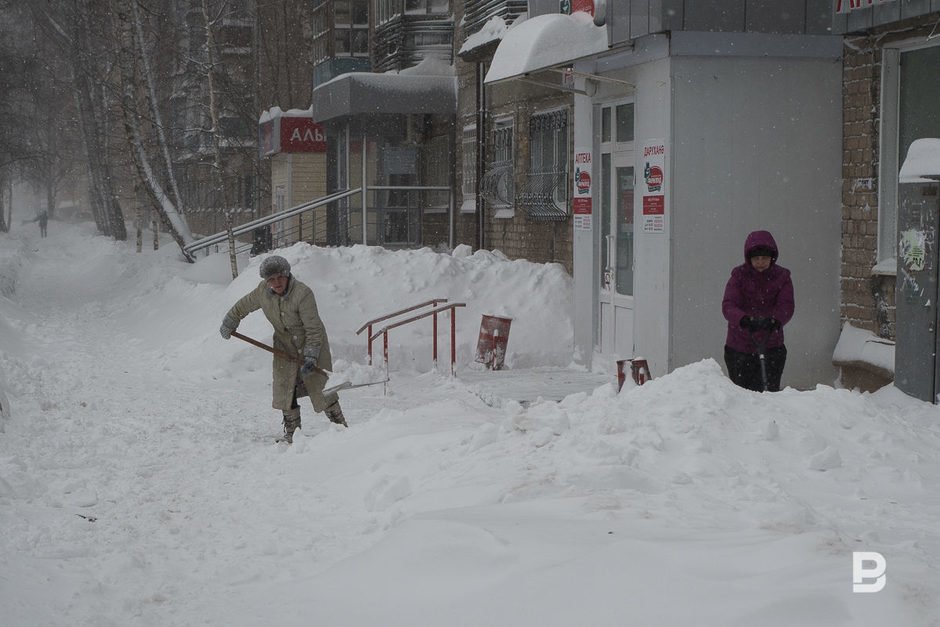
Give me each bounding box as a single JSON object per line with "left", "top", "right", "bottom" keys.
{"left": 597, "top": 101, "right": 635, "bottom": 358}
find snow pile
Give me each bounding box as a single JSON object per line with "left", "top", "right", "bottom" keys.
{"left": 0, "top": 222, "right": 939, "bottom": 626}
{"left": 833, "top": 322, "right": 895, "bottom": 374}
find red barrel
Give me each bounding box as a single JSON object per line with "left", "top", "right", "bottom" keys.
{"left": 475, "top": 315, "right": 513, "bottom": 370}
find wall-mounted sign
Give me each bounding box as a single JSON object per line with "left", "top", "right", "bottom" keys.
{"left": 641, "top": 140, "right": 666, "bottom": 234}
{"left": 259, "top": 110, "right": 327, "bottom": 156}
{"left": 836, "top": 0, "right": 896, "bottom": 13}
{"left": 573, "top": 149, "right": 593, "bottom": 230}
{"left": 560, "top": 0, "right": 595, "bottom": 16}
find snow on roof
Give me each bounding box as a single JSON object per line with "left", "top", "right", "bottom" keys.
{"left": 398, "top": 56, "right": 455, "bottom": 77}
{"left": 832, "top": 322, "right": 895, "bottom": 375}
{"left": 258, "top": 106, "right": 313, "bottom": 124}
{"left": 899, "top": 138, "right": 940, "bottom": 183}
{"left": 458, "top": 15, "right": 511, "bottom": 56}
{"left": 484, "top": 11, "right": 608, "bottom": 84}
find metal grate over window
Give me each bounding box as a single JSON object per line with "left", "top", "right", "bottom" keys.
{"left": 520, "top": 109, "right": 569, "bottom": 221}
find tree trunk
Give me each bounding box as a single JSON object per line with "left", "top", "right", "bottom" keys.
{"left": 114, "top": 0, "right": 192, "bottom": 261}
{"left": 131, "top": 0, "right": 184, "bottom": 214}
{"left": 70, "top": 2, "right": 124, "bottom": 239}
{"left": 202, "top": 0, "right": 235, "bottom": 277}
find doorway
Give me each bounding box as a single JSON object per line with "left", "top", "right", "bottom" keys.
{"left": 597, "top": 101, "right": 635, "bottom": 359}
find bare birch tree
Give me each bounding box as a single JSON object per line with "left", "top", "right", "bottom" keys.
{"left": 113, "top": 0, "right": 194, "bottom": 260}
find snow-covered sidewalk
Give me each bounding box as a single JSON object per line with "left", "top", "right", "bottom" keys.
{"left": 1, "top": 222, "right": 938, "bottom": 626}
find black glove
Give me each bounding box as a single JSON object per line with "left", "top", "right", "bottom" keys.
{"left": 753, "top": 317, "right": 779, "bottom": 331}
{"left": 300, "top": 345, "right": 320, "bottom": 375}
{"left": 300, "top": 356, "right": 318, "bottom": 375}
{"left": 740, "top": 316, "right": 759, "bottom": 331}
{"left": 219, "top": 313, "right": 238, "bottom": 339}
{"left": 741, "top": 316, "right": 778, "bottom": 332}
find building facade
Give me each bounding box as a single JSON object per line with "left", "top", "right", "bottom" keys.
{"left": 834, "top": 2, "right": 940, "bottom": 400}
{"left": 482, "top": 1, "right": 843, "bottom": 388}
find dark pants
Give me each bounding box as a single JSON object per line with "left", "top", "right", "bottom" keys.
{"left": 724, "top": 345, "right": 787, "bottom": 392}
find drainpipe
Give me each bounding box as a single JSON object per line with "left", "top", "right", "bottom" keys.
{"left": 475, "top": 61, "right": 486, "bottom": 251}
{"left": 361, "top": 129, "right": 368, "bottom": 245}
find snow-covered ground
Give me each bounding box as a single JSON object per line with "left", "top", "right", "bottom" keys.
{"left": 1, "top": 221, "right": 938, "bottom": 626}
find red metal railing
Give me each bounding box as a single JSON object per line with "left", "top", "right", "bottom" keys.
{"left": 356, "top": 299, "right": 466, "bottom": 378}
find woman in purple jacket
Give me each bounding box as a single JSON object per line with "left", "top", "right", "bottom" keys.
{"left": 722, "top": 230, "right": 795, "bottom": 392}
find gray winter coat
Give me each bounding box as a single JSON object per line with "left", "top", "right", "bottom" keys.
{"left": 226, "top": 276, "right": 333, "bottom": 410}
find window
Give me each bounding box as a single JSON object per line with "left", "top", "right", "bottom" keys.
{"left": 481, "top": 116, "right": 514, "bottom": 217}
{"left": 404, "top": 0, "right": 448, "bottom": 14}
{"left": 616, "top": 103, "right": 634, "bottom": 142}
{"left": 880, "top": 44, "right": 940, "bottom": 264}
{"left": 461, "top": 125, "right": 477, "bottom": 212}
{"left": 374, "top": 0, "right": 400, "bottom": 25}
{"left": 520, "top": 109, "right": 569, "bottom": 220}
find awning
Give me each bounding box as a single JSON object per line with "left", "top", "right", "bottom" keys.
{"left": 311, "top": 72, "right": 457, "bottom": 123}
{"left": 484, "top": 12, "right": 609, "bottom": 85}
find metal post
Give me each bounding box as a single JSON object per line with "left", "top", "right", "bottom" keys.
{"left": 475, "top": 61, "right": 486, "bottom": 251}
{"left": 383, "top": 330, "right": 389, "bottom": 369}
{"left": 432, "top": 309, "right": 439, "bottom": 369}
{"left": 383, "top": 330, "right": 389, "bottom": 396}
{"left": 367, "top": 323, "right": 373, "bottom": 365}
{"left": 361, "top": 131, "right": 368, "bottom": 245}
{"left": 450, "top": 308, "right": 457, "bottom": 377}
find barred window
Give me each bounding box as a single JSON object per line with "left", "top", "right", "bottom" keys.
{"left": 461, "top": 125, "right": 477, "bottom": 213}
{"left": 520, "top": 109, "right": 569, "bottom": 221}
{"left": 481, "top": 117, "right": 514, "bottom": 215}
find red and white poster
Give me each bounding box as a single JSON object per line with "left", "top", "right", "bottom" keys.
{"left": 641, "top": 140, "right": 666, "bottom": 234}
{"left": 573, "top": 149, "right": 593, "bottom": 231}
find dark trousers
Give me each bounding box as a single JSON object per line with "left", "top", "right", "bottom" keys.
{"left": 724, "top": 345, "right": 787, "bottom": 392}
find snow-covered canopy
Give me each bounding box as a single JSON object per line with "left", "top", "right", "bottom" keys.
{"left": 484, "top": 11, "right": 608, "bottom": 84}
{"left": 899, "top": 138, "right": 940, "bottom": 183}
{"left": 311, "top": 70, "right": 456, "bottom": 122}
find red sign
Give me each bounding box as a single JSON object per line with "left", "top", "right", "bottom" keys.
{"left": 576, "top": 169, "right": 591, "bottom": 194}
{"left": 572, "top": 0, "right": 595, "bottom": 16}
{"left": 643, "top": 196, "right": 664, "bottom": 215}
{"left": 280, "top": 117, "right": 327, "bottom": 153}
{"left": 573, "top": 197, "right": 592, "bottom": 214}
{"left": 836, "top": 0, "right": 895, "bottom": 13}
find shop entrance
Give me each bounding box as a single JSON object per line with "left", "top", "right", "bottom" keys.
{"left": 597, "top": 101, "right": 635, "bottom": 359}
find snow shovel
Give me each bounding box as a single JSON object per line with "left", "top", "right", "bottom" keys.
{"left": 322, "top": 377, "right": 390, "bottom": 395}
{"left": 231, "top": 331, "right": 388, "bottom": 392}
{"left": 231, "top": 331, "right": 331, "bottom": 377}
{"left": 748, "top": 330, "right": 770, "bottom": 393}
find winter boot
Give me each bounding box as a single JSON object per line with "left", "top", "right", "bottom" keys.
{"left": 279, "top": 408, "right": 302, "bottom": 443}
{"left": 325, "top": 401, "right": 347, "bottom": 427}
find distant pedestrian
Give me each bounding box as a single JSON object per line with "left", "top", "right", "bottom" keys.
{"left": 721, "top": 230, "right": 794, "bottom": 392}
{"left": 38, "top": 210, "right": 48, "bottom": 238}
{"left": 219, "top": 255, "right": 346, "bottom": 443}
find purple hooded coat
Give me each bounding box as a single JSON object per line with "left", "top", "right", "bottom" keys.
{"left": 722, "top": 230, "right": 794, "bottom": 353}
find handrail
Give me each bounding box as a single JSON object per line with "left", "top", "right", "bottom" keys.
{"left": 368, "top": 303, "right": 466, "bottom": 342}
{"left": 184, "top": 188, "right": 361, "bottom": 256}
{"left": 355, "top": 299, "right": 449, "bottom": 335}
{"left": 359, "top": 300, "right": 467, "bottom": 381}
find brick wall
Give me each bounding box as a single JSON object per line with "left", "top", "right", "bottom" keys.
{"left": 841, "top": 14, "right": 940, "bottom": 340}
{"left": 841, "top": 35, "right": 894, "bottom": 339}
{"left": 453, "top": 51, "right": 574, "bottom": 274}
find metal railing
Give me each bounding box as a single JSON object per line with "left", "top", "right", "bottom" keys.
{"left": 183, "top": 188, "right": 361, "bottom": 258}
{"left": 357, "top": 299, "right": 466, "bottom": 379}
